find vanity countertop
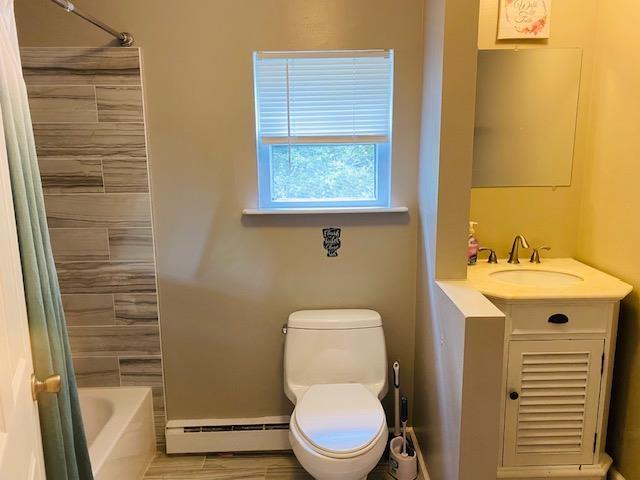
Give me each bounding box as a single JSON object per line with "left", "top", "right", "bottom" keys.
{"left": 466, "top": 258, "right": 632, "bottom": 301}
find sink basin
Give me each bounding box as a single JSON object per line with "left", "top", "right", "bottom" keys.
{"left": 490, "top": 269, "right": 584, "bottom": 287}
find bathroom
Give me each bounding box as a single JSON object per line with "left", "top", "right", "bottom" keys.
{"left": 0, "top": 0, "right": 638, "bottom": 479}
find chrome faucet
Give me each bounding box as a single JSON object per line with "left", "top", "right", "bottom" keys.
{"left": 507, "top": 235, "right": 530, "bottom": 264}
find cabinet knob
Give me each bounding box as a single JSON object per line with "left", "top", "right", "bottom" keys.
{"left": 509, "top": 391, "right": 519, "bottom": 400}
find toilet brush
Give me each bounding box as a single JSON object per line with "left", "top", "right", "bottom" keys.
{"left": 401, "top": 395, "right": 408, "bottom": 456}
{"left": 393, "top": 362, "right": 400, "bottom": 436}
{"left": 389, "top": 395, "right": 417, "bottom": 480}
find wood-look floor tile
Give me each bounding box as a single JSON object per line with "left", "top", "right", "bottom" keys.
{"left": 146, "top": 470, "right": 266, "bottom": 480}
{"left": 50, "top": 228, "right": 109, "bottom": 262}
{"left": 114, "top": 293, "right": 158, "bottom": 324}
{"left": 27, "top": 85, "right": 98, "bottom": 123}
{"left": 145, "top": 453, "right": 205, "bottom": 474}
{"left": 264, "top": 466, "right": 312, "bottom": 480}
{"left": 205, "top": 453, "right": 298, "bottom": 470}
{"left": 97, "top": 86, "right": 144, "bottom": 122}
{"left": 143, "top": 454, "right": 401, "bottom": 480}
{"left": 39, "top": 159, "right": 104, "bottom": 193}
{"left": 72, "top": 356, "right": 120, "bottom": 387}
{"left": 102, "top": 158, "right": 150, "bottom": 193}
{"left": 45, "top": 193, "right": 151, "bottom": 228}
{"left": 62, "top": 294, "right": 115, "bottom": 326}
{"left": 57, "top": 261, "right": 157, "bottom": 294}
{"left": 21, "top": 47, "right": 141, "bottom": 85}
{"left": 34, "top": 123, "right": 146, "bottom": 159}
{"left": 68, "top": 325, "right": 160, "bottom": 356}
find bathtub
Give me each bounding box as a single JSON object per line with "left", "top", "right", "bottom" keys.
{"left": 79, "top": 387, "right": 156, "bottom": 480}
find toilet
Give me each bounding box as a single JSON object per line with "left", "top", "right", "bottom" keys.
{"left": 284, "top": 309, "right": 389, "bottom": 480}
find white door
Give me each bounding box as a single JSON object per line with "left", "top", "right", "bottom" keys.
{"left": 0, "top": 111, "right": 47, "bottom": 479}
{"left": 503, "top": 339, "right": 604, "bottom": 467}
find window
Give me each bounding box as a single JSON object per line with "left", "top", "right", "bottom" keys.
{"left": 253, "top": 50, "right": 394, "bottom": 209}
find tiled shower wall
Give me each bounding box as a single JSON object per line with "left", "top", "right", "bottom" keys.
{"left": 21, "top": 47, "right": 165, "bottom": 449}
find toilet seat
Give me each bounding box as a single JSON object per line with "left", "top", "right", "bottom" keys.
{"left": 294, "top": 383, "right": 386, "bottom": 459}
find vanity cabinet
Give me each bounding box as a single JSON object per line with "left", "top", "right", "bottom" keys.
{"left": 492, "top": 300, "right": 619, "bottom": 480}
{"left": 503, "top": 338, "right": 604, "bottom": 467}
{"left": 465, "top": 258, "right": 633, "bottom": 480}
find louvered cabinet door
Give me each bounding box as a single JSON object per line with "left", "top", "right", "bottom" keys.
{"left": 503, "top": 339, "right": 604, "bottom": 467}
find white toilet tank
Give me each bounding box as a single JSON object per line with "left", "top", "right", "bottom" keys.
{"left": 283, "top": 309, "right": 388, "bottom": 403}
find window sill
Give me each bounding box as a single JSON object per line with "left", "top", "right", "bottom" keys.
{"left": 242, "top": 206, "right": 409, "bottom": 216}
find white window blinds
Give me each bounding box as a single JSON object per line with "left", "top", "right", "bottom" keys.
{"left": 254, "top": 50, "right": 394, "bottom": 144}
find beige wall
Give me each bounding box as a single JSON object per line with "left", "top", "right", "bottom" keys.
{"left": 576, "top": 1, "right": 640, "bottom": 476}
{"left": 470, "top": 0, "right": 598, "bottom": 258}
{"left": 15, "top": 0, "right": 424, "bottom": 420}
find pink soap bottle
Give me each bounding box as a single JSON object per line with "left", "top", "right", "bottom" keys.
{"left": 467, "top": 221, "right": 479, "bottom": 265}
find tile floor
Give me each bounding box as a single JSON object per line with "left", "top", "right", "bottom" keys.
{"left": 143, "top": 451, "right": 401, "bottom": 479}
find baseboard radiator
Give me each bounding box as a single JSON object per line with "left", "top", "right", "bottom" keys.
{"left": 165, "top": 416, "right": 291, "bottom": 454}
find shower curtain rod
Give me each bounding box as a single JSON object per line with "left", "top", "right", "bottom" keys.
{"left": 48, "top": 0, "right": 134, "bottom": 47}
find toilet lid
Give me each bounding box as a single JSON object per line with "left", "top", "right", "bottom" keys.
{"left": 295, "top": 383, "right": 385, "bottom": 455}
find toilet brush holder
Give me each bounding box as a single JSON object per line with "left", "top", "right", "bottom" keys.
{"left": 389, "top": 436, "right": 417, "bottom": 480}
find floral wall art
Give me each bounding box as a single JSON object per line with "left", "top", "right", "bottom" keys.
{"left": 498, "top": 0, "right": 551, "bottom": 39}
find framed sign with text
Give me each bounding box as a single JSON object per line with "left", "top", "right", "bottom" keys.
{"left": 498, "top": 0, "right": 551, "bottom": 39}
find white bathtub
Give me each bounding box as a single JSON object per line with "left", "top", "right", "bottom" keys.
{"left": 79, "top": 387, "right": 156, "bottom": 480}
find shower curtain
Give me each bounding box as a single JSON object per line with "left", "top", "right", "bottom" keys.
{"left": 0, "top": 1, "right": 93, "bottom": 479}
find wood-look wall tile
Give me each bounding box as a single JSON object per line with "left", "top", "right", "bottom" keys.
{"left": 154, "top": 414, "right": 167, "bottom": 449}
{"left": 68, "top": 325, "right": 161, "bottom": 356}
{"left": 120, "top": 357, "right": 164, "bottom": 413}
{"left": 102, "top": 158, "right": 149, "bottom": 193}
{"left": 108, "top": 228, "right": 154, "bottom": 261}
{"left": 21, "top": 47, "right": 141, "bottom": 85}
{"left": 57, "top": 261, "right": 157, "bottom": 294}
{"left": 39, "top": 159, "right": 104, "bottom": 193}
{"left": 50, "top": 228, "right": 109, "bottom": 262}
{"left": 62, "top": 294, "right": 115, "bottom": 326}
{"left": 73, "top": 356, "right": 120, "bottom": 387}
{"left": 45, "top": 193, "right": 151, "bottom": 228}
{"left": 33, "top": 123, "right": 146, "bottom": 159}
{"left": 114, "top": 294, "right": 158, "bottom": 325}
{"left": 119, "top": 357, "right": 163, "bottom": 385}
{"left": 27, "top": 85, "right": 98, "bottom": 123}
{"left": 96, "top": 86, "right": 143, "bottom": 122}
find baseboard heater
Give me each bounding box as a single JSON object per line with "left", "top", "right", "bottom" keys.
{"left": 165, "top": 416, "right": 291, "bottom": 454}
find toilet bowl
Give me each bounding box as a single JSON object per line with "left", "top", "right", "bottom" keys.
{"left": 283, "top": 309, "right": 389, "bottom": 479}
{"left": 288, "top": 383, "right": 388, "bottom": 480}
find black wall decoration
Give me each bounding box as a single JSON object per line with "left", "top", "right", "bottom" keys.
{"left": 322, "top": 228, "right": 341, "bottom": 257}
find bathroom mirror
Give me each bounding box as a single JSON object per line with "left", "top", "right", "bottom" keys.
{"left": 472, "top": 48, "right": 583, "bottom": 187}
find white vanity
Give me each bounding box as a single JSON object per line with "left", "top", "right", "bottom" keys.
{"left": 467, "top": 258, "right": 632, "bottom": 480}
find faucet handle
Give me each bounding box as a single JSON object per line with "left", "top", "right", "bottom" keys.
{"left": 479, "top": 247, "right": 498, "bottom": 264}
{"left": 530, "top": 246, "right": 551, "bottom": 264}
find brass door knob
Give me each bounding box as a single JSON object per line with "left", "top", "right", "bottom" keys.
{"left": 31, "top": 373, "right": 61, "bottom": 401}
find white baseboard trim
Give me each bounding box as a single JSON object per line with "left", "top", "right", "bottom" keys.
{"left": 609, "top": 467, "right": 626, "bottom": 480}
{"left": 408, "top": 427, "right": 431, "bottom": 480}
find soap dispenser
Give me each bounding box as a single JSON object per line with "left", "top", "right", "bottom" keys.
{"left": 467, "top": 221, "right": 479, "bottom": 265}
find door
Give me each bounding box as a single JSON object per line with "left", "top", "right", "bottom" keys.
{"left": 503, "top": 339, "right": 604, "bottom": 467}
{"left": 0, "top": 112, "right": 46, "bottom": 479}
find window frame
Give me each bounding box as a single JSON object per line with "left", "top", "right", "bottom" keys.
{"left": 253, "top": 50, "right": 394, "bottom": 211}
